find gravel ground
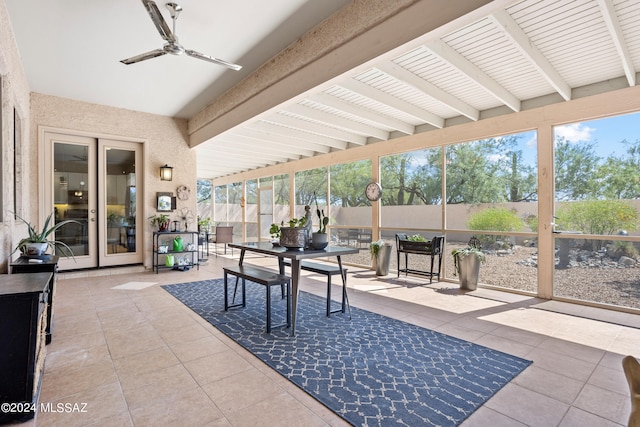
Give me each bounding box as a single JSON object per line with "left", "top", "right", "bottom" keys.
{"left": 342, "top": 244, "right": 640, "bottom": 310}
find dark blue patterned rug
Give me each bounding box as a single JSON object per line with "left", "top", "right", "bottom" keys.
{"left": 162, "top": 279, "right": 531, "bottom": 426}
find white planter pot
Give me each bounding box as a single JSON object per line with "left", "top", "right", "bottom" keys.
{"left": 23, "top": 242, "right": 48, "bottom": 256}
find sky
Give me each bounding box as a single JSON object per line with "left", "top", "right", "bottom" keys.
{"left": 554, "top": 111, "right": 640, "bottom": 158}
{"left": 385, "top": 111, "right": 639, "bottom": 171}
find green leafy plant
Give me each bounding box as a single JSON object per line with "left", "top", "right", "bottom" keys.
{"left": 467, "top": 207, "right": 524, "bottom": 245}
{"left": 555, "top": 199, "right": 639, "bottom": 235}
{"left": 288, "top": 216, "right": 307, "bottom": 228}
{"left": 407, "top": 234, "right": 427, "bottom": 242}
{"left": 197, "top": 216, "right": 211, "bottom": 230}
{"left": 451, "top": 238, "right": 486, "bottom": 277}
{"left": 149, "top": 214, "right": 170, "bottom": 231}
{"left": 555, "top": 199, "right": 639, "bottom": 250}
{"left": 13, "top": 211, "right": 80, "bottom": 258}
{"left": 269, "top": 223, "right": 282, "bottom": 239}
{"left": 370, "top": 239, "right": 386, "bottom": 258}
{"left": 313, "top": 192, "right": 329, "bottom": 234}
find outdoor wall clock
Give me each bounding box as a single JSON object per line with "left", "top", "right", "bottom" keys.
{"left": 176, "top": 185, "right": 190, "bottom": 201}
{"left": 365, "top": 182, "right": 382, "bottom": 201}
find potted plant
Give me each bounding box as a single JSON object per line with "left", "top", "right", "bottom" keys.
{"left": 197, "top": 216, "right": 211, "bottom": 233}
{"left": 13, "top": 211, "right": 80, "bottom": 259}
{"left": 279, "top": 212, "right": 308, "bottom": 250}
{"left": 396, "top": 233, "right": 432, "bottom": 254}
{"left": 149, "top": 213, "right": 170, "bottom": 231}
{"left": 370, "top": 239, "right": 392, "bottom": 276}
{"left": 311, "top": 193, "right": 329, "bottom": 249}
{"left": 452, "top": 237, "right": 486, "bottom": 290}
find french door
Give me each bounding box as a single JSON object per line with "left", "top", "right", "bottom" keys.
{"left": 43, "top": 131, "right": 142, "bottom": 270}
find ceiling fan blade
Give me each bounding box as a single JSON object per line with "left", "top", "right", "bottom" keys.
{"left": 185, "top": 49, "right": 242, "bottom": 71}
{"left": 120, "top": 49, "right": 167, "bottom": 65}
{"left": 141, "top": 0, "right": 176, "bottom": 43}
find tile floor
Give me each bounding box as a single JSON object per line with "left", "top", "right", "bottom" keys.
{"left": 14, "top": 251, "right": 640, "bottom": 426}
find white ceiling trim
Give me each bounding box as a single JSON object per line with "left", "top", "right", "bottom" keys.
{"left": 242, "top": 122, "right": 345, "bottom": 151}
{"left": 489, "top": 9, "right": 572, "bottom": 101}
{"left": 425, "top": 40, "right": 522, "bottom": 112}
{"left": 281, "top": 104, "right": 390, "bottom": 140}
{"left": 196, "top": 0, "right": 640, "bottom": 179}
{"left": 375, "top": 62, "right": 480, "bottom": 121}
{"left": 307, "top": 93, "right": 416, "bottom": 135}
{"left": 338, "top": 79, "right": 446, "bottom": 127}
{"left": 596, "top": 0, "right": 637, "bottom": 86}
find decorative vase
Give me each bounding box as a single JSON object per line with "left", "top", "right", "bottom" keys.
{"left": 372, "top": 244, "right": 392, "bottom": 276}
{"left": 456, "top": 254, "right": 481, "bottom": 290}
{"left": 310, "top": 232, "right": 328, "bottom": 250}
{"left": 23, "top": 242, "right": 48, "bottom": 257}
{"left": 279, "top": 227, "right": 307, "bottom": 250}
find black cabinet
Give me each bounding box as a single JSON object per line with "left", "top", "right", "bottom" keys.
{"left": 11, "top": 255, "right": 59, "bottom": 344}
{"left": 0, "top": 272, "right": 51, "bottom": 422}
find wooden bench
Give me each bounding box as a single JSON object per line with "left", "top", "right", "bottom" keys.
{"left": 283, "top": 260, "right": 350, "bottom": 317}
{"left": 223, "top": 264, "right": 291, "bottom": 333}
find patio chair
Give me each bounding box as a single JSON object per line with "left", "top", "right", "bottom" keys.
{"left": 210, "top": 226, "right": 233, "bottom": 256}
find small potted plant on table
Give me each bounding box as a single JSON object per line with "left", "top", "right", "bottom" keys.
{"left": 279, "top": 212, "right": 308, "bottom": 250}
{"left": 311, "top": 193, "right": 329, "bottom": 249}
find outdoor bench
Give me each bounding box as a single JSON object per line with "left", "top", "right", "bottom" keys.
{"left": 223, "top": 264, "right": 291, "bottom": 333}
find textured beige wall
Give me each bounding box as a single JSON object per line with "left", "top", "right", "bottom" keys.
{"left": 30, "top": 93, "right": 194, "bottom": 269}
{"left": 0, "top": 0, "right": 31, "bottom": 273}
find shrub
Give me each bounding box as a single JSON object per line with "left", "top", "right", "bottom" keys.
{"left": 555, "top": 200, "right": 639, "bottom": 235}
{"left": 555, "top": 199, "right": 639, "bottom": 251}
{"left": 467, "top": 207, "right": 524, "bottom": 244}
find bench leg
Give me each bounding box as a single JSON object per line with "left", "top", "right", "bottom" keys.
{"left": 326, "top": 275, "right": 332, "bottom": 317}
{"left": 224, "top": 271, "right": 229, "bottom": 311}
{"left": 224, "top": 273, "right": 246, "bottom": 310}
{"left": 341, "top": 273, "right": 347, "bottom": 314}
{"left": 265, "top": 285, "right": 272, "bottom": 333}
{"left": 232, "top": 276, "right": 239, "bottom": 303}
{"left": 286, "top": 281, "right": 291, "bottom": 328}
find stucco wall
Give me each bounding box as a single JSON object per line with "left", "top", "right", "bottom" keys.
{"left": 30, "top": 93, "right": 195, "bottom": 269}
{"left": 0, "top": 0, "right": 31, "bottom": 273}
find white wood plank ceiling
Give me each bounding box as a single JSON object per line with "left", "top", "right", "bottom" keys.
{"left": 196, "top": 0, "right": 640, "bottom": 179}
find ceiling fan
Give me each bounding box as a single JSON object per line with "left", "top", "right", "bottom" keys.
{"left": 120, "top": 0, "right": 242, "bottom": 71}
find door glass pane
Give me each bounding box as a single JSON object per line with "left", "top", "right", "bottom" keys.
{"left": 54, "top": 143, "right": 89, "bottom": 256}
{"left": 259, "top": 186, "right": 273, "bottom": 241}
{"left": 106, "top": 148, "right": 136, "bottom": 254}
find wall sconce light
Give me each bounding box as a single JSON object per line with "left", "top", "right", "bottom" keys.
{"left": 159, "top": 164, "right": 173, "bottom": 181}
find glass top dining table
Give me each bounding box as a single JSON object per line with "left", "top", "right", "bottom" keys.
{"left": 227, "top": 242, "right": 360, "bottom": 335}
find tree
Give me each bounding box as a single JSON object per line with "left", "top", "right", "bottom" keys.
{"left": 554, "top": 137, "right": 600, "bottom": 200}
{"left": 295, "top": 168, "right": 327, "bottom": 206}
{"left": 196, "top": 179, "right": 212, "bottom": 203}
{"left": 445, "top": 140, "right": 504, "bottom": 204}
{"left": 380, "top": 148, "right": 442, "bottom": 206}
{"left": 330, "top": 160, "right": 371, "bottom": 207}
{"left": 597, "top": 139, "right": 640, "bottom": 200}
